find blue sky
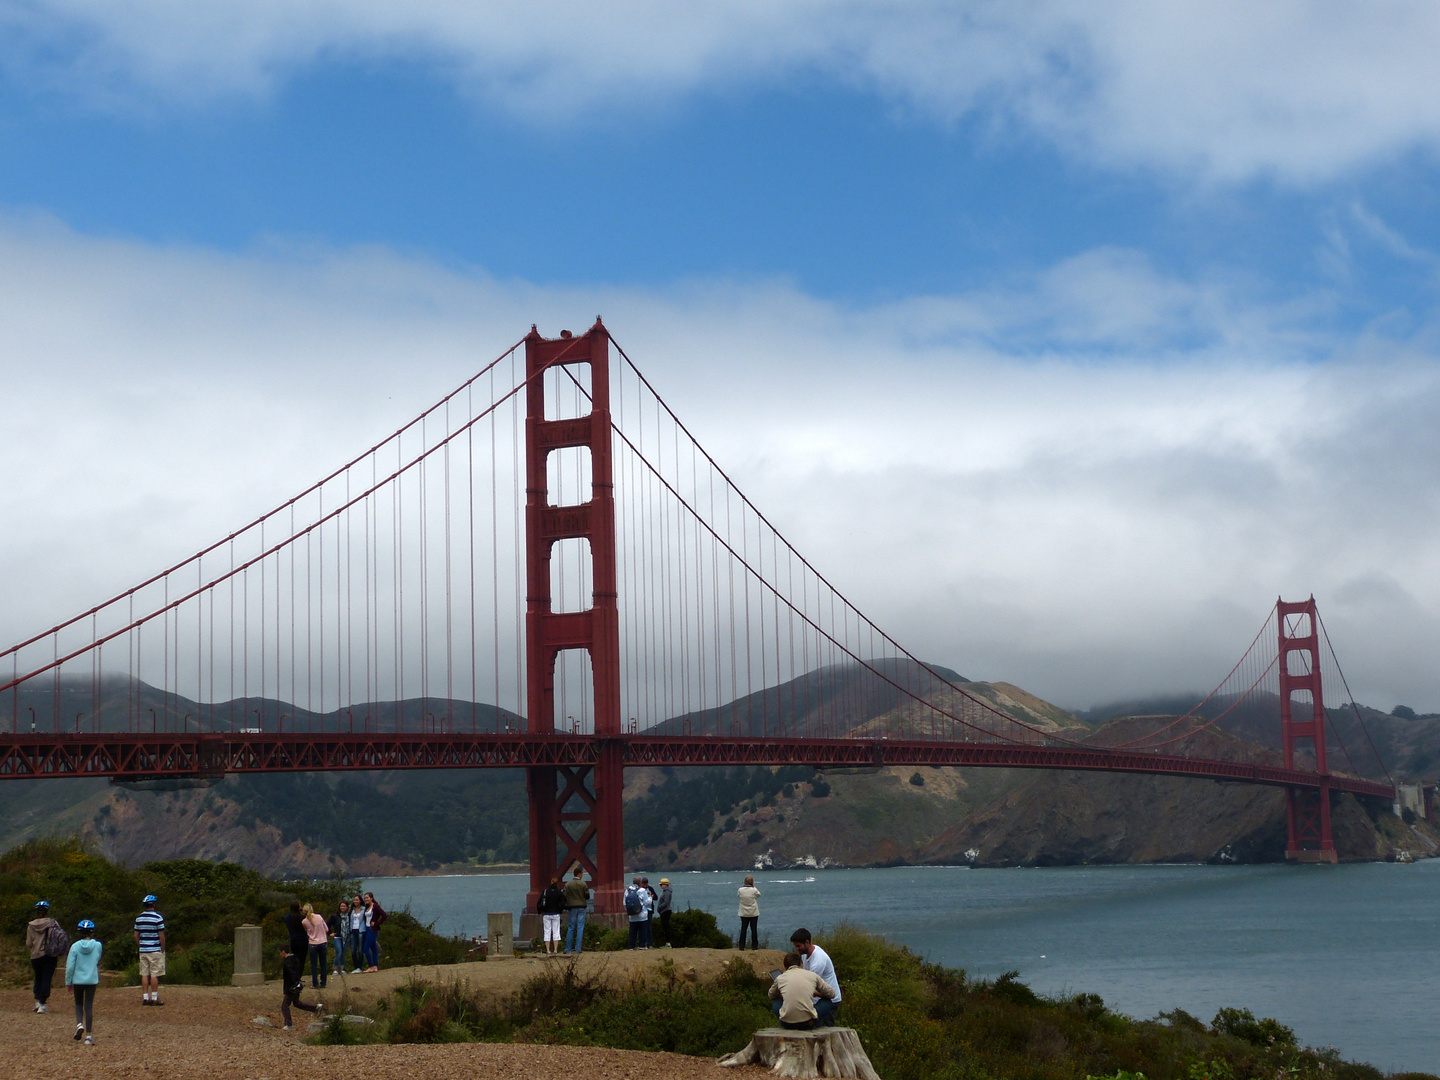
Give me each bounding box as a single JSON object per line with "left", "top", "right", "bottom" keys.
{"left": 5, "top": 50, "right": 1439, "bottom": 320}
{"left": 3, "top": 4, "right": 1440, "bottom": 708}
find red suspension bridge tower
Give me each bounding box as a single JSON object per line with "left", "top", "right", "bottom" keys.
{"left": 1278, "top": 597, "right": 1335, "bottom": 862}
{"left": 524, "top": 321, "right": 626, "bottom": 916}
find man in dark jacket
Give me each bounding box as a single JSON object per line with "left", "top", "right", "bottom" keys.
{"left": 279, "top": 946, "right": 323, "bottom": 1030}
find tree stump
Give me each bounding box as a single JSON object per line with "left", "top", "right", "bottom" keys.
{"left": 718, "top": 1027, "right": 880, "bottom": 1079}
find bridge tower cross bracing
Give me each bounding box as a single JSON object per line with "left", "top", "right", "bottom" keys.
{"left": 1277, "top": 596, "right": 1336, "bottom": 863}
{"left": 524, "top": 320, "right": 626, "bottom": 916}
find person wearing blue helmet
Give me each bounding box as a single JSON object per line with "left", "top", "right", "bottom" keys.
{"left": 133, "top": 894, "right": 166, "bottom": 1006}
{"left": 65, "top": 919, "right": 102, "bottom": 1044}
{"left": 26, "top": 899, "right": 65, "bottom": 1013}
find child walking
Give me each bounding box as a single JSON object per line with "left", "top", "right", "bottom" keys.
{"left": 65, "top": 919, "right": 102, "bottom": 1045}
{"left": 279, "top": 945, "right": 323, "bottom": 1030}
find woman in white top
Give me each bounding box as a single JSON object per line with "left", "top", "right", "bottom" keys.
{"left": 737, "top": 875, "right": 761, "bottom": 950}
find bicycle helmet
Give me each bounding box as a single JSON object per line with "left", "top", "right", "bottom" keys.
{"left": 35, "top": 899, "right": 50, "bottom": 909}
{"left": 78, "top": 919, "right": 96, "bottom": 931}
{"left": 142, "top": 894, "right": 157, "bottom": 904}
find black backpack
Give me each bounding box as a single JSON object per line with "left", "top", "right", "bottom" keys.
{"left": 623, "top": 887, "right": 642, "bottom": 916}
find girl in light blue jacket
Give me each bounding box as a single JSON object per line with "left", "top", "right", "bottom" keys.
{"left": 64, "top": 920, "right": 102, "bottom": 1044}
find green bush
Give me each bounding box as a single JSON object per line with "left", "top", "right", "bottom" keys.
{"left": 165, "top": 941, "right": 234, "bottom": 986}
{"left": 0, "top": 837, "right": 464, "bottom": 984}
{"left": 1210, "top": 1008, "right": 1296, "bottom": 1048}
{"left": 666, "top": 907, "right": 732, "bottom": 949}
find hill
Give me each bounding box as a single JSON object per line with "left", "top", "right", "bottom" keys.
{"left": 0, "top": 672, "right": 1434, "bottom": 875}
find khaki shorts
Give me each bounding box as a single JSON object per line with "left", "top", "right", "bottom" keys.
{"left": 139, "top": 951, "right": 166, "bottom": 978}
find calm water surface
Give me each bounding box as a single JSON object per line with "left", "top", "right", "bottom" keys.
{"left": 367, "top": 861, "right": 1440, "bottom": 1074}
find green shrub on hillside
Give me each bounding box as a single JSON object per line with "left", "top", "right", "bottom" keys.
{"left": 325, "top": 924, "right": 1435, "bottom": 1080}
{"left": 666, "top": 907, "right": 732, "bottom": 949}
{"left": 0, "top": 837, "right": 465, "bottom": 985}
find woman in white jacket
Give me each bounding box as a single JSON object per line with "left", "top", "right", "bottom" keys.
{"left": 737, "top": 875, "right": 761, "bottom": 950}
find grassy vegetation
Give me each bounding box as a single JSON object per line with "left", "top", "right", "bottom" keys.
{"left": 318, "top": 925, "right": 1433, "bottom": 1080}
{"left": 0, "top": 836, "right": 466, "bottom": 985}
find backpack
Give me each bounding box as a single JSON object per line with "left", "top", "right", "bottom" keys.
{"left": 43, "top": 920, "right": 69, "bottom": 959}
{"left": 623, "top": 887, "right": 642, "bottom": 916}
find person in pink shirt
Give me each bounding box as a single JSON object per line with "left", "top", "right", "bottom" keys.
{"left": 300, "top": 903, "right": 329, "bottom": 989}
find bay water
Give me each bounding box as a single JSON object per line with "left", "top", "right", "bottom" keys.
{"left": 366, "top": 860, "right": 1440, "bottom": 1074}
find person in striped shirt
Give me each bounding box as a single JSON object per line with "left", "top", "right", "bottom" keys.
{"left": 132, "top": 895, "right": 166, "bottom": 1006}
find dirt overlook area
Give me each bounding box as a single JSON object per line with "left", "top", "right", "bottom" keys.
{"left": 2, "top": 948, "right": 784, "bottom": 1080}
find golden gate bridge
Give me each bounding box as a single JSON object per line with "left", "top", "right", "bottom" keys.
{"left": 0, "top": 321, "right": 1395, "bottom": 916}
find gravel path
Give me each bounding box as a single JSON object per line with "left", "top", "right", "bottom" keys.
{"left": 2, "top": 949, "right": 784, "bottom": 1080}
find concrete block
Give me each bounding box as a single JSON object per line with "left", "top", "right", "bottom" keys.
{"left": 487, "top": 912, "right": 513, "bottom": 957}
{"left": 233, "top": 924, "right": 265, "bottom": 987}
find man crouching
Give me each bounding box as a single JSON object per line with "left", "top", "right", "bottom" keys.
{"left": 768, "top": 952, "right": 836, "bottom": 1030}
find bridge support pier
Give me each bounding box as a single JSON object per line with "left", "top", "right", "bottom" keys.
{"left": 1278, "top": 597, "right": 1336, "bottom": 862}
{"left": 524, "top": 322, "right": 627, "bottom": 916}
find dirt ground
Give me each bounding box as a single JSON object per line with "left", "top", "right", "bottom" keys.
{"left": 3, "top": 948, "right": 786, "bottom": 1080}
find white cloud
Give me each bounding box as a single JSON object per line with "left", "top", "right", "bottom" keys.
{"left": 5, "top": 2, "right": 1440, "bottom": 183}
{"left": 1, "top": 215, "right": 1439, "bottom": 712}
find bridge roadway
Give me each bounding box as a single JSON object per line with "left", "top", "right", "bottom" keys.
{"left": 0, "top": 732, "right": 1396, "bottom": 800}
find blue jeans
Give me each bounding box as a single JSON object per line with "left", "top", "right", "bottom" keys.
{"left": 565, "top": 908, "right": 587, "bottom": 953}
{"left": 362, "top": 929, "right": 379, "bottom": 968}
{"left": 347, "top": 929, "right": 361, "bottom": 969}
{"left": 771, "top": 997, "right": 839, "bottom": 1027}
{"left": 308, "top": 943, "right": 328, "bottom": 987}
{"left": 331, "top": 935, "right": 346, "bottom": 971}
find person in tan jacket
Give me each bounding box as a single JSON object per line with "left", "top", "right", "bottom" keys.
{"left": 768, "top": 952, "right": 835, "bottom": 1029}
{"left": 26, "top": 900, "right": 63, "bottom": 1013}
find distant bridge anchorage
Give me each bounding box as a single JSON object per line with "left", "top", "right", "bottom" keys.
{"left": 0, "top": 321, "right": 1394, "bottom": 910}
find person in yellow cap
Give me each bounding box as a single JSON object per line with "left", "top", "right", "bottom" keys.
{"left": 657, "top": 877, "right": 673, "bottom": 947}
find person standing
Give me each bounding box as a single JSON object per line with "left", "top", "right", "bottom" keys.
{"left": 282, "top": 900, "right": 308, "bottom": 961}
{"left": 278, "top": 945, "right": 323, "bottom": 1030}
{"left": 624, "top": 876, "right": 648, "bottom": 950}
{"left": 65, "top": 919, "right": 102, "bottom": 1044}
{"left": 361, "top": 892, "right": 386, "bottom": 972}
{"left": 737, "top": 875, "right": 761, "bottom": 950}
{"left": 329, "top": 901, "right": 349, "bottom": 976}
{"left": 790, "top": 928, "right": 842, "bottom": 1026}
{"left": 26, "top": 900, "right": 64, "bottom": 1014}
{"left": 562, "top": 867, "right": 590, "bottom": 955}
{"left": 656, "top": 878, "right": 673, "bottom": 948}
{"left": 133, "top": 894, "right": 166, "bottom": 1006}
{"left": 539, "top": 877, "right": 565, "bottom": 956}
{"left": 347, "top": 894, "right": 364, "bottom": 974}
{"left": 301, "top": 903, "right": 328, "bottom": 988}
{"left": 641, "top": 876, "right": 658, "bottom": 950}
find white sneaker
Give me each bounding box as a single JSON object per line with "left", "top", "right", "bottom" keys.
{"left": 282, "top": 1024, "right": 293, "bottom": 1031}
{"left": 74, "top": 1023, "right": 84, "bottom": 1041}
{"left": 351, "top": 968, "right": 361, "bottom": 974}
{"left": 37, "top": 1004, "right": 48, "bottom": 1014}
{"left": 83, "top": 1036, "right": 93, "bottom": 1045}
